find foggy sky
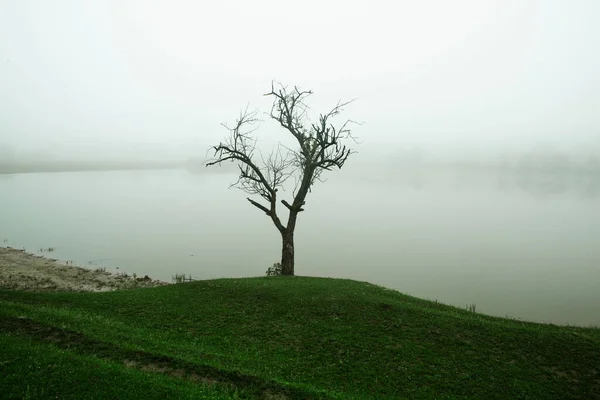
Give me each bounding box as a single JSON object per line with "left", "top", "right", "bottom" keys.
{"left": 1, "top": 0, "right": 599, "bottom": 161}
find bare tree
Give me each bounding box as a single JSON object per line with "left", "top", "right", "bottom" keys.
{"left": 206, "top": 82, "right": 359, "bottom": 276}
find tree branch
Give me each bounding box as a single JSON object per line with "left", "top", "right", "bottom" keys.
{"left": 281, "top": 199, "right": 304, "bottom": 212}
{"left": 207, "top": 82, "right": 360, "bottom": 238}
{"left": 247, "top": 198, "right": 271, "bottom": 215}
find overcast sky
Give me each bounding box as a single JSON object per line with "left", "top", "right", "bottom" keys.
{"left": 1, "top": 0, "right": 599, "bottom": 161}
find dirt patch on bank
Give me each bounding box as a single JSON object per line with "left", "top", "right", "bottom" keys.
{"left": 0, "top": 247, "right": 169, "bottom": 292}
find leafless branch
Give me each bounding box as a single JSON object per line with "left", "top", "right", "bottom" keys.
{"left": 207, "top": 82, "right": 359, "bottom": 235}
{"left": 205, "top": 106, "right": 286, "bottom": 233}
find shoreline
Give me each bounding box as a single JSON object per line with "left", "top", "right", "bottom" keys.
{"left": 0, "top": 165, "right": 183, "bottom": 175}
{"left": 0, "top": 246, "right": 169, "bottom": 292}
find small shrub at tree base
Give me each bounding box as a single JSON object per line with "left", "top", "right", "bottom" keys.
{"left": 265, "top": 262, "right": 283, "bottom": 276}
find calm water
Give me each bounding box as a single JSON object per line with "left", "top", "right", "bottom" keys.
{"left": 0, "top": 168, "right": 598, "bottom": 326}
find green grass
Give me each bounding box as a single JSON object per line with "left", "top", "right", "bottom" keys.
{"left": 1, "top": 277, "right": 599, "bottom": 399}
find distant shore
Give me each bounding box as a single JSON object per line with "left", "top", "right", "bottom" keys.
{"left": 0, "top": 161, "right": 184, "bottom": 175}
{"left": 0, "top": 247, "right": 168, "bottom": 292}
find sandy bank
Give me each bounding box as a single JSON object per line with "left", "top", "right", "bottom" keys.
{"left": 0, "top": 247, "right": 169, "bottom": 292}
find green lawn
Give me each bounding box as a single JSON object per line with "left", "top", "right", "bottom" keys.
{"left": 1, "top": 277, "right": 599, "bottom": 399}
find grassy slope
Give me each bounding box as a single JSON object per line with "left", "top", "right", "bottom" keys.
{"left": 1, "top": 277, "right": 599, "bottom": 399}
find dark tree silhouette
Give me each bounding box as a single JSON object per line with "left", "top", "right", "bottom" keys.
{"left": 206, "top": 82, "right": 359, "bottom": 275}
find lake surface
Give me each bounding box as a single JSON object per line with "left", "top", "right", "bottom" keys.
{"left": 1, "top": 168, "right": 598, "bottom": 326}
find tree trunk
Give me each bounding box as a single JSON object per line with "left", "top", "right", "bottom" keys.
{"left": 280, "top": 231, "right": 295, "bottom": 276}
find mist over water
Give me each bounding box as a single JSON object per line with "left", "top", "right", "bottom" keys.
{"left": 1, "top": 165, "right": 598, "bottom": 327}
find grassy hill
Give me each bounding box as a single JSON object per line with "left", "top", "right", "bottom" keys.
{"left": 1, "top": 277, "right": 598, "bottom": 399}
